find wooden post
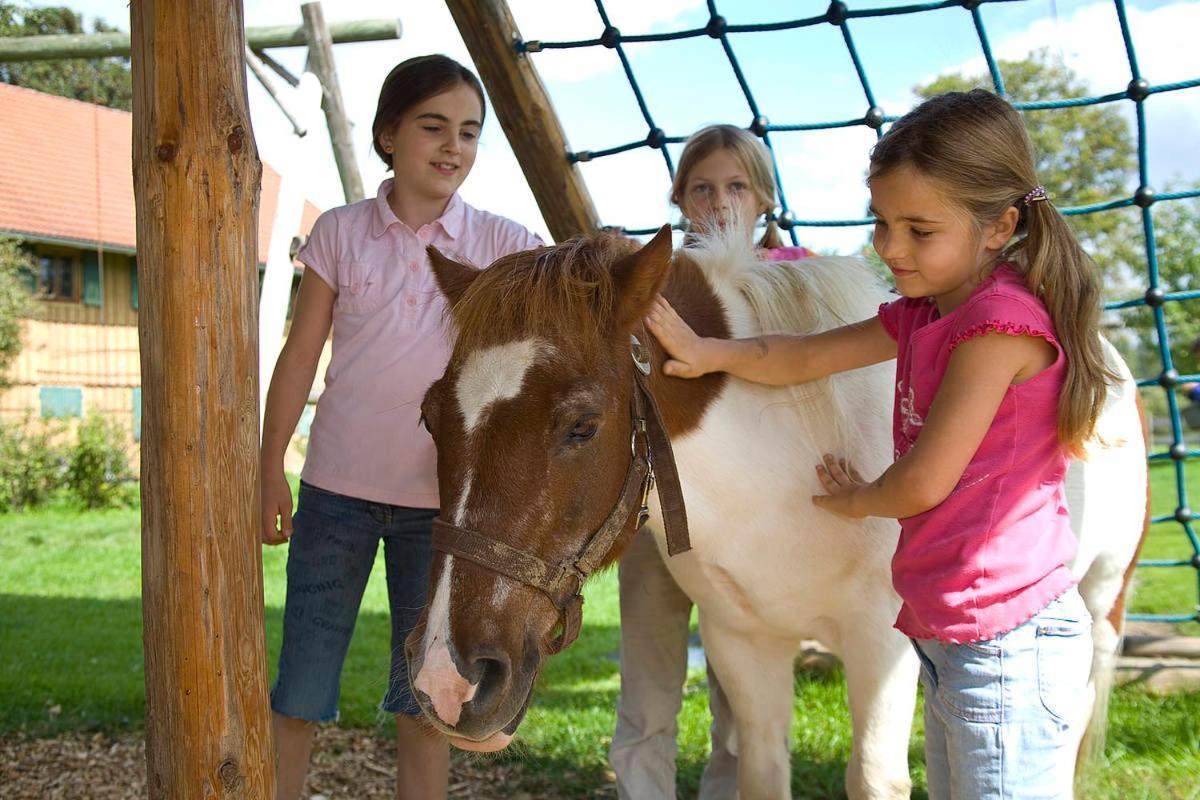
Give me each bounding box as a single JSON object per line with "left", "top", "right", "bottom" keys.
{"left": 131, "top": 1, "right": 273, "bottom": 797}
{"left": 444, "top": 0, "right": 600, "bottom": 242}
{"left": 302, "top": 1, "right": 365, "bottom": 204}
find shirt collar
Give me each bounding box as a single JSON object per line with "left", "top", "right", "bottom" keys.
{"left": 370, "top": 178, "right": 465, "bottom": 242}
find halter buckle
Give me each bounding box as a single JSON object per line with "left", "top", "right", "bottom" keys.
{"left": 630, "top": 334, "right": 652, "bottom": 375}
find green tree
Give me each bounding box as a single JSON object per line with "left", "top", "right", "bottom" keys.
{"left": 1133, "top": 197, "right": 1200, "bottom": 378}
{"left": 0, "top": 237, "right": 32, "bottom": 386}
{"left": 0, "top": 3, "right": 131, "bottom": 110}
{"left": 917, "top": 49, "right": 1139, "bottom": 279}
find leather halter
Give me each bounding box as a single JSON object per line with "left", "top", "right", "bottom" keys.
{"left": 430, "top": 333, "right": 692, "bottom": 654}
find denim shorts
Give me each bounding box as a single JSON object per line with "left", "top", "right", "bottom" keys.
{"left": 270, "top": 481, "right": 437, "bottom": 722}
{"left": 911, "top": 587, "right": 1092, "bottom": 800}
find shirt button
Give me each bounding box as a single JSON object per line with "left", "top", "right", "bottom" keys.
{"left": 408, "top": 260, "right": 418, "bottom": 271}
{"left": 406, "top": 295, "right": 417, "bottom": 306}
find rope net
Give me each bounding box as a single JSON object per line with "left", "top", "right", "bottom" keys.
{"left": 514, "top": 0, "right": 1200, "bottom": 622}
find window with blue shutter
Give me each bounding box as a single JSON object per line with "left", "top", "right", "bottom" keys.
{"left": 130, "top": 257, "right": 138, "bottom": 311}
{"left": 83, "top": 252, "right": 101, "bottom": 307}
{"left": 40, "top": 386, "right": 83, "bottom": 419}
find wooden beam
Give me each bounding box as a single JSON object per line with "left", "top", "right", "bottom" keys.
{"left": 0, "top": 17, "right": 402, "bottom": 62}
{"left": 302, "top": 1, "right": 365, "bottom": 204}
{"left": 131, "top": 0, "right": 273, "bottom": 797}
{"left": 444, "top": 0, "right": 599, "bottom": 242}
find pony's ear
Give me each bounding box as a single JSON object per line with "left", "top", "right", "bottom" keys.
{"left": 427, "top": 246, "right": 480, "bottom": 307}
{"left": 612, "top": 224, "right": 673, "bottom": 331}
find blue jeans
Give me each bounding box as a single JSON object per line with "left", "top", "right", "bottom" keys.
{"left": 912, "top": 587, "right": 1092, "bottom": 799}
{"left": 270, "top": 481, "right": 437, "bottom": 721}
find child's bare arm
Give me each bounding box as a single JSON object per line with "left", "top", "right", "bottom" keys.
{"left": 814, "top": 332, "right": 1053, "bottom": 519}
{"left": 645, "top": 295, "right": 895, "bottom": 385}
{"left": 260, "top": 269, "right": 334, "bottom": 543}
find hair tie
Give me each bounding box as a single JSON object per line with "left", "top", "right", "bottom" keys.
{"left": 1022, "top": 185, "right": 1048, "bottom": 206}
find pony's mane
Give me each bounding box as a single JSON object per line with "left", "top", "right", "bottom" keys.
{"left": 449, "top": 233, "right": 638, "bottom": 356}
{"left": 682, "top": 230, "right": 895, "bottom": 469}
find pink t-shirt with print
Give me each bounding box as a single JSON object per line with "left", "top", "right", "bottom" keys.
{"left": 877, "top": 263, "right": 1077, "bottom": 644}
{"left": 297, "top": 179, "right": 543, "bottom": 507}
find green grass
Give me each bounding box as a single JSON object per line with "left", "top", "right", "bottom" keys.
{"left": 1134, "top": 462, "right": 1200, "bottom": 636}
{"left": 1, "top": 480, "right": 1199, "bottom": 798}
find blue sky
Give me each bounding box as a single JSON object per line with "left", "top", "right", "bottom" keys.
{"left": 60, "top": 0, "right": 1200, "bottom": 252}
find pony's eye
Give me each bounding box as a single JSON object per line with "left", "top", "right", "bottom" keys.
{"left": 419, "top": 413, "right": 433, "bottom": 434}
{"left": 567, "top": 416, "right": 599, "bottom": 443}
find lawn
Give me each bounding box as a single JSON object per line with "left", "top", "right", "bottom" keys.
{"left": 1, "top": 466, "right": 1198, "bottom": 798}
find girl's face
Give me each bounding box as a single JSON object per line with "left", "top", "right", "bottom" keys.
{"left": 680, "top": 148, "right": 762, "bottom": 241}
{"left": 870, "top": 164, "right": 1013, "bottom": 314}
{"left": 379, "top": 83, "right": 483, "bottom": 203}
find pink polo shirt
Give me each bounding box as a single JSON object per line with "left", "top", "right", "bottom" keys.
{"left": 877, "top": 264, "right": 1077, "bottom": 643}
{"left": 297, "top": 179, "right": 543, "bottom": 507}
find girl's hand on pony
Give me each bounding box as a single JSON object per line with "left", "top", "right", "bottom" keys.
{"left": 813, "top": 454, "right": 868, "bottom": 518}
{"left": 645, "top": 295, "right": 716, "bottom": 379}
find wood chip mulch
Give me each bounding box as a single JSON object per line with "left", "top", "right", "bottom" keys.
{"left": 0, "top": 727, "right": 618, "bottom": 799}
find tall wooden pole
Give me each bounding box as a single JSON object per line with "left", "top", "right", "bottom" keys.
{"left": 444, "top": 0, "right": 599, "bottom": 242}
{"left": 131, "top": 1, "right": 273, "bottom": 797}
{"left": 302, "top": 1, "right": 365, "bottom": 204}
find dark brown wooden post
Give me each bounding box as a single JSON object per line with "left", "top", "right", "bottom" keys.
{"left": 131, "top": 0, "right": 273, "bottom": 796}
{"left": 444, "top": 0, "right": 600, "bottom": 242}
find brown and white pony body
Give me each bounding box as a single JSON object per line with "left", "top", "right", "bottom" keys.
{"left": 405, "top": 228, "right": 1147, "bottom": 798}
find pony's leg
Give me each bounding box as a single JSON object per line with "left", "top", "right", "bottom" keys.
{"left": 838, "top": 621, "right": 919, "bottom": 800}
{"left": 700, "top": 617, "right": 795, "bottom": 800}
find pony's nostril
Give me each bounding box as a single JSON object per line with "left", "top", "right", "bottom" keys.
{"left": 470, "top": 650, "right": 512, "bottom": 698}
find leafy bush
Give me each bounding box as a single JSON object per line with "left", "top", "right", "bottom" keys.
{"left": 0, "top": 417, "right": 65, "bottom": 512}
{"left": 66, "top": 414, "right": 132, "bottom": 509}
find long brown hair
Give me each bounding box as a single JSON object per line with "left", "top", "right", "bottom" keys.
{"left": 671, "top": 124, "right": 784, "bottom": 250}
{"left": 868, "top": 89, "right": 1113, "bottom": 456}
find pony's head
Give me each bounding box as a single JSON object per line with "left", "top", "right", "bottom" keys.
{"left": 405, "top": 227, "right": 674, "bottom": 750}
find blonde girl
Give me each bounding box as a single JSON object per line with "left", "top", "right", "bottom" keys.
{"left": 610, "top": 123, "right": 811, "bottom": 800}
{"left": 647, "top": 90, "right": 1110, "bottom": 799}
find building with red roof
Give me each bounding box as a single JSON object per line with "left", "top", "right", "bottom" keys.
{"left": 0, "top": 82, "right": 321, "bottom": 450}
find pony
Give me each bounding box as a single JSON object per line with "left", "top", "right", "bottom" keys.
{"left": 404, "top": 227, "right": 1148, "bottom": 798}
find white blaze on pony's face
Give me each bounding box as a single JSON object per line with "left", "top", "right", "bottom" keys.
{"left": 456, "top": 339, "right": 547, "bottom": 436}
{"left": 413, "top": 337, "right": 545, "bottom": 738}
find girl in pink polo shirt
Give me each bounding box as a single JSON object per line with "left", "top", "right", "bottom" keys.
{"left": 259, "top": 55, "right": 541, "bottom": 800}
{"left": 610, "top": 123, "right": 814, "bottom": 800}
{"left": 647, "top": 91, "right": 1112, "bottom": 798}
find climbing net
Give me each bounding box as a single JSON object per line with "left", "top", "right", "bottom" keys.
{"left": 516, "top": 0, "right": 1200, "bottom": 622}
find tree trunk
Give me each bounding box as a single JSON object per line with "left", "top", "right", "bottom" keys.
{"left": 131, "top": 1, "right": 273, "bottom": 796}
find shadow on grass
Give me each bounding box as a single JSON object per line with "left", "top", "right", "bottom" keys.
{"left": 0, "top": 594, "right": 898, "bottom": 797}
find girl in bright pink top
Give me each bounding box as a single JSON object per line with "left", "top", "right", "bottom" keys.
{"left": 258, "top": 56, "right": 541, "bottom": 800}
{"left": 611, "top": 123, "right": 814, "bottom": 800}
{"left": 647, "top": 91, "right": 1113, "bottom": 798}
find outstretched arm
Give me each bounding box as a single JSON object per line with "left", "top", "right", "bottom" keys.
{"left": 813, "top": 331, "right": 1055, "bottom": 519}
{"left": 645, "top": 295, "right": 895, "bottom": 386}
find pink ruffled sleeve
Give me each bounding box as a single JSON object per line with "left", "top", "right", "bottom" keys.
{"left": 877, "top": 297, "right": 905, "bottom": 341}
{"left": 947, "top": 290, "right": 1060, "bottom": 354}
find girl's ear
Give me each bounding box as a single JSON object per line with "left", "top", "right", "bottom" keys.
{"left": 985, "top": 206, "right": 1021, "bottom": 251}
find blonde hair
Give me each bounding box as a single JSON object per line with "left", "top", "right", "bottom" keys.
{"left": 868, "top": 89, "right": 1113, "bottom": 456}
{"left": 671, "top": 124, "right": 784, "bottom": 250}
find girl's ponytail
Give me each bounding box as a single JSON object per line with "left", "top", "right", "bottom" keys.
{"left": 756, "top": 214, "right": 785, "bottom": 250}
{"left": 1013, "top": 200, "right": 1116, "bottom": 455}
